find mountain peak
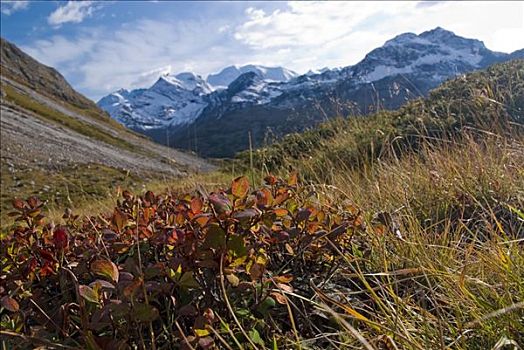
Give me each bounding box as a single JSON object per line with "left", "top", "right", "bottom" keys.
{"left": 115, "top": 88, "right": 130, "bottom": 96}
{"left": 227, "top": 71, "right": 263, "bottom": 94}
{"left": 175, "top": 71, "right": 203, "bottom": 81}
{"left": 153, "top": 72, "right": 212, "bottom": 94}
{"left": 419, "top": 26, "right": 457, "bottom": 40}
{"left": 207, "top": 64, "right": 297, "bottom": 88}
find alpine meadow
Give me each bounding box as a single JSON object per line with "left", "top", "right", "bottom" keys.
{"left": 1, "top": 1, "right": 523, "bottom": 349}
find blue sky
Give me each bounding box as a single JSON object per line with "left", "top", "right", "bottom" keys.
{"left": 1, "top": 1, "right": 523, "bottom": 101}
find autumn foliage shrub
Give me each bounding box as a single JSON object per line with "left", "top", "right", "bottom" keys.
{"left": 1, "top": 174, "right": 367, "bottom": 349}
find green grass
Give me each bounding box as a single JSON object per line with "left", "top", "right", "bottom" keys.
{"left": 0, "top": 162, "right": 140, "bottom": 227}
{"left": 301, "top": 134, "right": 524, "bottom": 348}
{"left": 0, "top": 160, "right": 230, "bottom": 229}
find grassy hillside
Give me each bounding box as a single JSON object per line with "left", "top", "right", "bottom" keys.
{"left": 237, "top": 60, "right": 524, "bottom": 176}
{"left": 1, "top": 61, "right": 523, "bottom": 348}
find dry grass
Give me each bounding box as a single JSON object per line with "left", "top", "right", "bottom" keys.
{"left": 228, "top": 60, "right": 524, "bottom": 348}
{"left": 290, "top": 133, "right": 524, "bottom": 348}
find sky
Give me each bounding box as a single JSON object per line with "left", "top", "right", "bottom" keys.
{"left": 1, "top": 1, "right": 523, "bottom": 101}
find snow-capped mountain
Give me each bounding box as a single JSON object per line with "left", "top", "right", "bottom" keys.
{"left": 98, "top": 27, "right": 523, "bottom": 157}
{"left": 207, "top": 64, "right": 298, "bottom": 89}
{"left": 348, "top": 27, "right": 504, "bottom": 83}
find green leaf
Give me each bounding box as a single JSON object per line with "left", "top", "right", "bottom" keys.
{"left": 179, "top": 271, "right": 200, "bottom": 289}
{"left": 134, "top": 303, "right": 159, "bottom": 322}
{"left": 256, "top": 296, "right": 276, "bottom": 317}
{"left": 194, "top": 328, "right": 210, "bottom": 337}
{"left": 231, "top": 176, "right": 250, "bottom": 198}
{"left": 235, "top": 308, "right": 251, "bottom": 318}
{"left": 249, "top": 329, "right": 265, "bottom": 346}
{"left": 91, "top": 259, "right": 119, "bottom": 283}
{"left": 204, "top": 223, "right": 226, "bottom": 250}
{"left": 226, "top": 274, "right": 240, "bottom": 287}
{"left": 79, "top": 285, "right": 99, "bottom": 304}
{"left": 228, "top": 235, "right": 247, "bottom": 257}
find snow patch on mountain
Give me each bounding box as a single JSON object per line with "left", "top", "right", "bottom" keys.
{"left": 354, "top": 27, "right": 489, "bottom": 83}
{"left": 207, "top": 65, "right": 298, "bottom": 89}
{"left": 98, "top": 72, "right": 211, "bottom": 130}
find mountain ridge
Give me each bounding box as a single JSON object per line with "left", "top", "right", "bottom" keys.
{"left": 97, "top": 27, "right": 524, "bottom": 157}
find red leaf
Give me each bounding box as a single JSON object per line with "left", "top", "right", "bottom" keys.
{"left": 144, "top": 191, "right": 155, "bottom": 204}
{"left": 288, "top": 171, "right": 298, "bottom": 186}
{"left": 167, "top": 229, "right": 180, "bottom": 245}
{"left": 256, "top": 188, "right": 274, "bottom": 207}
{"left": 198, "top": 336, "right": 214, "bottom": 349}
{"left": 27, "top": 196, "right": 40, "bottom": 209}
{"left": 270, "top": 292, "right": 287, "bottom": 305}
{"left": 273, "top": 208, "right": 288, "bottom": 217}
{"left": 1, "top": 296, "right": 19, "bottom": 312}
{"left": 209, "top": 193, "right": 232, "bottom": 214}
{"left": 143, "top": 207, "right": 155, "bottom": 223}
{"left": 264, "top": 174, "right": 277, "bottom": 185}
{"left": 122, "top": 190, "right": 133, "bottom": 200}
{"left": 232, "top": 208, "right": 260, "bottom": 222}
{"left": 190, "top": 197, "right": 203, "bottom": 214}
{"left": 203, "top": 308, "right": 216, "bottom": 324}
{"left": 231, "top": 176, "right": 250, "bottom": 198}
{"left": 274, "top": 274, "right": 294, "bottom": 284}
{"left": 12, "top": 198, "right": 24, "bottom": 210}
{"left": 38, "top": 248, "right": 57, "bottom": 263}
{"left": 249, "top": 263, "right": 264, "bottom": 280}
{"left": 112, "top": 209, "right": 127, "bottom": 233}
{"left": 194, "top": 214, "right": 211, "bottom": 227}
{"left": 53, "top": 227, "right": 69, "bottom": 250}
{"left": 39, "top": 261, "right": 56, "bottom": 277}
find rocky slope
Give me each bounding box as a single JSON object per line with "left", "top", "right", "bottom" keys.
{"left": 99, "top": 27, "right": 524, "bottom": 157}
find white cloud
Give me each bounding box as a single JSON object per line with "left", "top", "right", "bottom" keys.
{"left": 1, "top": 1, "right": 29, "bottom": 15}
{"left": 48, "top": 1, "right": 96, "bottom": 27}
{"left": 234, "top": 1, "right": 524, "bottom": 72}
{"left": 23, "top": 18, "right": 247, "bottom": 99}
{"left": 21, "top": 1, "right": 524, "bottom": 100}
